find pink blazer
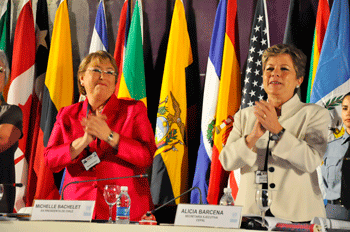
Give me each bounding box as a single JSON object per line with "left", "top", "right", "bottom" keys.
{"left": 45, "top": 94, "right": 156, "bottom": 221}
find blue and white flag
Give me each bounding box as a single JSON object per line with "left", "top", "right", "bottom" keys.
{"left": 190, "top": 0, "right": 227, "bottom": 204}
{"left": 89, "top": 0, "right": 108, "bottom": 52}
{"left": 310, "top": 0, "right": 350, "bottom": 141}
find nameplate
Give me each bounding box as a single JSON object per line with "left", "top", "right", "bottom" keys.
{"left": 31, "top": 200, "right": 95, "bottom": 221}
{"left": 174, "top": 204, "right": 242, "bottom": 228}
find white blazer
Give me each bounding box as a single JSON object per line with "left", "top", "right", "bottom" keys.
{"left": 219, "top": 94, "right": 330, "bottom": 222}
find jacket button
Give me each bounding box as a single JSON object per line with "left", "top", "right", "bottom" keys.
{"left": 268, "top": 167, "right": 275, "bottom": 172}
{"left": 270, "top": 183, "right": 275, "bottom": 188}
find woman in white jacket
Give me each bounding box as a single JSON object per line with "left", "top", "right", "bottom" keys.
{"left": 219, "top": 44, "right": 330, "bottom": 222}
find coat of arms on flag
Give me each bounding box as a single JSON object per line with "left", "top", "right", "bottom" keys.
{"left": 156, "top": 91, "right": 185, "bottom": 151}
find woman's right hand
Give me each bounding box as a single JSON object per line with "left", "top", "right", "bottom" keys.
{"left": 81, "top": 117, "right": 96, "bottom": 142}
{"left": 82, "top": 130, "right": 94, "bottom": 145}
{"left": 245, "top": 119, "right": 266, "bottom": 149}
{"left": 252, "top": 119, "right": 266, "bottom": 138}
{"left": 69, "top": 120, "right": 95, "bottom": 160}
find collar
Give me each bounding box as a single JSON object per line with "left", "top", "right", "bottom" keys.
{"left": 341, "top": 131, "right": 350, "bottom": 145}
{"left": 278, "top": 94, "right": 303, "bottom": 120}
{"left": 83, "top": 93, "right": 119, "bottom": 116}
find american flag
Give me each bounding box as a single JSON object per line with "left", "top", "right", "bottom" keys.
{"left": 241, "top": 0, "right": 270, "bottom": 109}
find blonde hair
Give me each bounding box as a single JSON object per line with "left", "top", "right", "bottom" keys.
{"left": 262, "top": 44, "right": 307, "bottom": 79}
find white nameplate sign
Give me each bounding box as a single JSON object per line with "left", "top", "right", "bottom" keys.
{"left": 31, "top": 200, "right": 95, "bottom": 221}
{"left": 175, "top": 204, "right": 242, "bottom": 228}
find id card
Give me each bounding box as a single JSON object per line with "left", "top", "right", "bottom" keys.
{"left": 255, "top": 171, "right": 267, "bottom": 184}
{"left": 82, "top": 152, "right": 100, "bottom": 171}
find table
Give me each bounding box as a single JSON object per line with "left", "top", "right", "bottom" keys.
{"left": 0, "top": 220, "right": 264, "bottom": 232}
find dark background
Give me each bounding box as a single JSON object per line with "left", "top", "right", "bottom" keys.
{"left": 11, "top": 0, "right": 333, "bottom": 202}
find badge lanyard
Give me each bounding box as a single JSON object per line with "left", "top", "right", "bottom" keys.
{"left": 255, "top": 133, "right": 271, "bottom": 186}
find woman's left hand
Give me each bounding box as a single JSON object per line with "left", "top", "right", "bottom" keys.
{"left": 254, "top": 100, "right": 283, "bottom": 134}
{"left": 81, "top": 110, "right": 111, "bottom": 142}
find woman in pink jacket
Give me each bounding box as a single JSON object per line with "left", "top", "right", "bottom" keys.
{"left": 45, "top": 51, "right": 156, "bottom": 221}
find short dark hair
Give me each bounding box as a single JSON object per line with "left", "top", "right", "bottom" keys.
{"left": 342, "top": 92, "right": 350, "bottom": 103}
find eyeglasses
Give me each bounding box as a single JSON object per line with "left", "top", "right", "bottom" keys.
{"left": 87, "top": 68, "right": 116, "bottom": 77}
{"left": 0, "top": 67, "right": 6, "bottom": 74}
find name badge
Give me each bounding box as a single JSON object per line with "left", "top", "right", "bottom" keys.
{"left": 175, "top": 204, "right": 242, "bottom": 228}
{"left": 31, "top": 200, "right": 95, "bottom": 221}
{"left": 255, "top": 171, "right": 267, "bottom": 184}
{"left": 82, "top": 152, "right": 100, "bottom": 171}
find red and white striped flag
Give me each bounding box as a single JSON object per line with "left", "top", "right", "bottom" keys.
{"left": 7, "top": 0, "right": 36, "bottom": 211}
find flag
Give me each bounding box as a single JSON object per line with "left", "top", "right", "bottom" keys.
{"left": 151, "top": 0, "right": 192, "bottom": 205}
{"left": 7, "top": 0, "right": 35, "bottom": 211}
{"left": 89, "top": 0, "right": 109, "bottom": 53}
{"left": 283, "top": 0, "right": 316, "bottom": 102}
{"left": 206, "top": 0, "right": 241, "bottom": 205}
{"left": 190, "top": 0, "right": 226, "bottom": 205}
{"left": 240, "top": 0, "right": 269, "bottom": 109}
{"left": 114, "top": 0, "right": 130, "bottom": 95}
{"left": 25, "top": 0, "right": 52, "bottom": 206}
{"left": 306, "top": 0, "right": 330, "bottom": 103}
{"left": 118, "top": 0, "right": 147, "bottom": 106}
{"left": 310, "top": 0, "right": 350, "bottom": 141}
{"left": 0, "top": 0, "right": 10, "bottom": 59}
{"left": 190, "top": 0, "right": 241, "bottom": 204}
{"left": 234, "top": 0, "right": 269, "bottom": 205}
{"left": 32, "top": 0, "right": 74, "bottom": 201}
{"left": 0, "top": 0, "right": 10, "bottom": 102}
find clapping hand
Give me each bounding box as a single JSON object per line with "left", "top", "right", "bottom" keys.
{"left": 246, "top": 100, "right": 283, "bottom": 149}
{"left": 254, "top": 100, "right": 283, "bottom": 135}
{"left": 81, "top": 110, "right": 110, "bottom": 142}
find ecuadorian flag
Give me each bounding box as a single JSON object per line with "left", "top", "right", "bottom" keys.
{"left": 151, "top": 0, "right": 192, "bottom": 205}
